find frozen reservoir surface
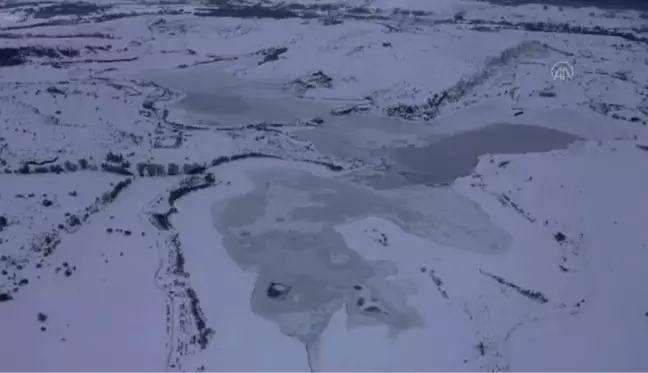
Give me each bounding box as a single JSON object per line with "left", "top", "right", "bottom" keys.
{"left": 389, "top": 123, "right": 581, "bottom": 186}
{"left": 211, "top": 166, "right": 499, "bottom": 344}
{"left": 137, "top": 64, "right": 333, "bottom": 127}
{"left": 206, "top": 162, "right": 508, "bottom": 371}
{"left": 142, "top": 65, "right": 583, "bottom": 189}
{"left": 134, "top": 65, "right": 614, "bottom": 371}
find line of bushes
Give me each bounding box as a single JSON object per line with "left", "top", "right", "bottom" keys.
{"left": 4, "top": 151, "right": 344, "bottom": 178}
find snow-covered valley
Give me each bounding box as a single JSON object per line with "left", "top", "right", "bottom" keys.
{"left": 1, "top": 0, "right": 647, "bottom": 371}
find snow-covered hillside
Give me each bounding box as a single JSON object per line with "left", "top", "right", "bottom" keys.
{"left": 1, "top": 0, "right": 647, "bottom": 371}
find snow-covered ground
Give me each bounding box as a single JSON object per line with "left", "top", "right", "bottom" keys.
{"left": 1, "top": 0, "right": 647, "bottom": 371}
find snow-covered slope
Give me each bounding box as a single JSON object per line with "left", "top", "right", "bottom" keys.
{"left": 1, "top": 0, "right": 647, "bottom": 371}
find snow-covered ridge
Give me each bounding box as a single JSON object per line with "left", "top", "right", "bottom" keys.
{"left": 2, "top": 0, "right": 646, "bottom": 129}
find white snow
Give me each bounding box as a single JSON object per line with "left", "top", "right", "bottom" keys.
{"left": 0, "top": 177, "right": 169, "bottom": 371}
{"left": 455, "top": 141, "right": 648, "bottom": 371}
{"left": 1, "top": 0, "right": 647, "bottom": 371}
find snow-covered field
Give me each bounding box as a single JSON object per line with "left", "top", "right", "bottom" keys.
{"left": 1, "top": 0, "right": 647, "bottom": 371}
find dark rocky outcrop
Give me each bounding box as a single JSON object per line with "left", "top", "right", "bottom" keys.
{"left": 256, "top": 46, "right": 288, "bottom": 65}
{"left": 287, "top": 70, "right": 333, "bottom": 97}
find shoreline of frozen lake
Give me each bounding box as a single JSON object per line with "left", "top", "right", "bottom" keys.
{"left": 140, "top": 64, "right": 589, "bottom": 188}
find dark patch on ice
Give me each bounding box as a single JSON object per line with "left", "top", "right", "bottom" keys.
{"left": 481, "top": 270, "right": 549, "bottom": 304}
{"left": 363, "top": 305, "right": 389, "bottom": 315}
{"left": 267, "top": 282, "right": 292, "bottom": 299}
{"left": 0, "top": 293, "right": 13, "bottom": 302}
